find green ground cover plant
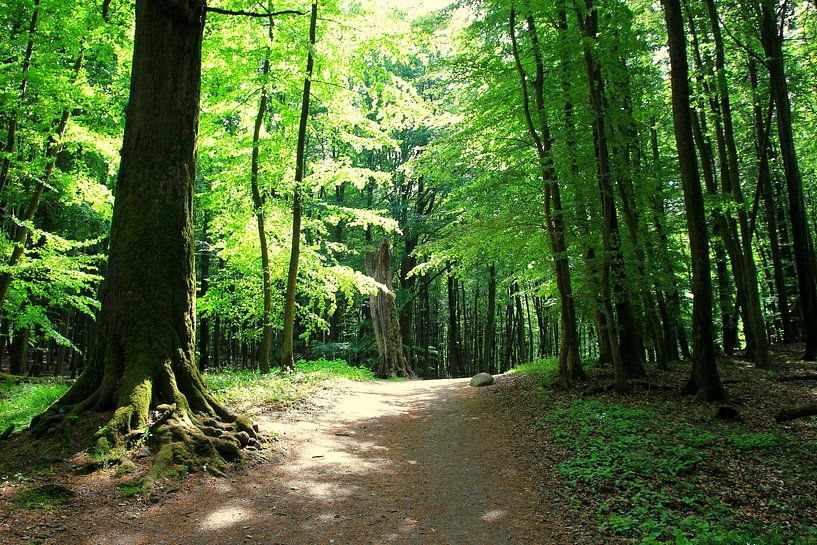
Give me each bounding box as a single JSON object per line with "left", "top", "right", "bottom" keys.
{"left": 0, "top": 379, "right": 70, "bottom": 432}
{"left": 204, "top": 358, "right": 373, "bottom": 414}
{"left": 537, "top": 397, "right": 817, "bottom": 544}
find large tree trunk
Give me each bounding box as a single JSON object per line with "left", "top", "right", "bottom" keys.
{"left": 365, "top": 239, "right": 412, "bottom": 378}
{"left": 31, "top": 0, "right": 255, "bottom": 470}
{"left": 662, "top": 0, "right": 725, "bottom": 401}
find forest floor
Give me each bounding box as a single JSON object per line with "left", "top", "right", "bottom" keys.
{"left": 0, "top": 377, "right": 590, "bottom": 545}
{"left": 1, "top": 352, "right": 817, "bottom": 545}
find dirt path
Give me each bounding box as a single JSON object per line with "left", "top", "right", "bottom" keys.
{"left": 2, "top": 378, "right": 573, "bottom": 545}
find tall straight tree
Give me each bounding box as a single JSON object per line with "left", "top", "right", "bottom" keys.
{"left": 31, "top": 0, "right": 256, "bottom": 461}
{"left": 281, "top": 0, "right": 318, "bottom": 370}
{"left": 759, "top": 0, "right": 817, "bottom": 360}
{"left": 509, "top": 4, "right": 585, "bottom": 387}
{"left": 251, "top": 56, "right": 273, "bottom": 374}
{"left": 661, "top": 0, "right": 725, "bottom": 401}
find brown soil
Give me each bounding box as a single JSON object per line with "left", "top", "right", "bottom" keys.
{"left": 0, "top": 378, "right": 582, "bottom": 545}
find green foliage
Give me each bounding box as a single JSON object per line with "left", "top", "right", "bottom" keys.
{"left": 0, "top": 379, "right": 70, "bottom": 432}
{"left": 204, "top": 358, "right": 373, "bottom": 413}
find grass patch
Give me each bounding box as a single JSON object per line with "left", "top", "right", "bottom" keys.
{"left": 204, "top": 357, "right": 373, "bottom": 414}
{"left": 508, "top": 358, "right": 560, "bottom": 385}
{"left": 540, "top": 398, "right": 817, "bottom": 544}
{"left": 0, "top": 379, "right": 70, "bottom": 432}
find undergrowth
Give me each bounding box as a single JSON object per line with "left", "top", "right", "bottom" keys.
{"left": 204, "top": 357, "right": 373, "bottom": 414}
{"left": 539, "top": 398, "right": 817, "bottom": 545}
{"left": 0, "top": 378, "right": 70, "bottom": 432}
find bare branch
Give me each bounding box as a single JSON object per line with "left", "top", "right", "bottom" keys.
{"left": 206, "top": 7, "right": 304, "bottom": 18}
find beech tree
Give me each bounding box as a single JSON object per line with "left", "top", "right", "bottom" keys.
{"left": 31, "top": 0, "right": 256, "bottom": 467}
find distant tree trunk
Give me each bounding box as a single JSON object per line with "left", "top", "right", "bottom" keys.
{"left": 513, "top": 282, "right": 526, "bottom": 365}
{"left": 9, "top": 328, "right": 29, "bottom": 375}
{"left": 446, "top": 271, "right": 464, "bottom": 376}
{"left": 662, "top": 0, "right": 725, "bottom": 400}
{"left": 199, "top": 247, "right": 210, "bottom": 372}
{"left": 365, "top": 239, "right": 412, "bottom": 378}
{"left": 421, "top": 277, "right": 431, "bottom": 375}
{"left": 760, "top": 0, "right": 817, "bottom": 360}
{"left": 281, "top": 1, "right": 318, "bottom": 370}
{"left": 31, "top": 0, "right": 256, "bottom": 464}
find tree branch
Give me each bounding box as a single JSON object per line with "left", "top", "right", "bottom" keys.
{"left": 206, "top": 7, "right": 304, "bottom": 18}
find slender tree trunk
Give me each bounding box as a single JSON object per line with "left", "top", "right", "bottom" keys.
{"left": 0, "top": 0, "right": 38, "bottom": 195}
{"left": 447, "top": 271, "right": 464, "bottom": 376}
{"left": 198, "top": 246, "right": 210, "bottom": 372}
{"left": 281, "top": 1, "right": 318, "bottom": 370}
{"left": 251, "top": 58, "right": 273, "bottom": 373}
{"left": 702, "top": 0, "right": 769, "bottom": 367}
{"left": 482, "top": 264, "right": 496, "bottom": 373}
{"left": 9, "top": 328, "right": 29, "bottom": 375}
{"left": 748, "top": 58, "right": 793, "bottom": 343}
{"left": 510, "top": 6, "right": 584, "bottom": 387}
{"left": 662, "top": 0, "right": 725, "bottom": 400}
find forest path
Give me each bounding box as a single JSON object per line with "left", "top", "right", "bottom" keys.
{"left": 33, "top": 378, "right": 571, "bottom": 545}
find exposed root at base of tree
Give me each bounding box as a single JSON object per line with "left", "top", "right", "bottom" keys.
{"left": 23, "top": 364, "right": 262, "bottom": 481}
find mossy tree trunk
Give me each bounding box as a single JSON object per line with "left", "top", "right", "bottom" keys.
{"left": 31, "top": 0, "right": 255, "bottom": 468}
{"left": 365, "top": 239, "right": 413, "bottom": 379}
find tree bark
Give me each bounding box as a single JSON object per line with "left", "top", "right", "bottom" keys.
{"left": 510, "top": 6, "right": 585, "bottom": 387}
{"left": 702, "top": 0, "right": 769, "bottom": 368}
{"left": 482, "top": 264, "right": 496, "bottom": 373}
